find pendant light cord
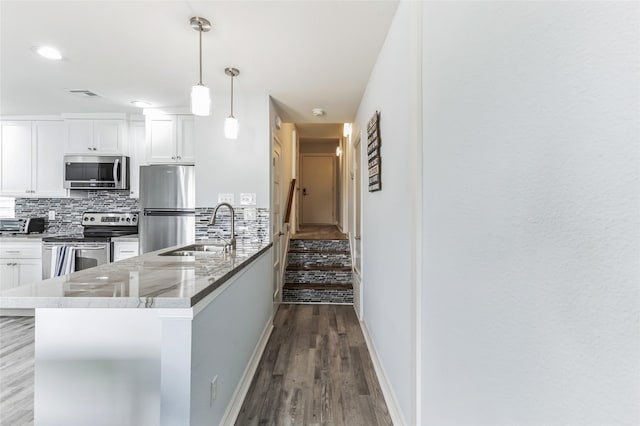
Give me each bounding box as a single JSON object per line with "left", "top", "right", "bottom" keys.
{"left": 230, "top": 74, "right": 234, "bottom": 117}
{"left": 198, "top": 24, "right": 203, "bottom": 85}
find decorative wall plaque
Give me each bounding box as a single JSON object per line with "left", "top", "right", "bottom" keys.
{"left": 367, "top": 111, "right": 381, "bottom": 192}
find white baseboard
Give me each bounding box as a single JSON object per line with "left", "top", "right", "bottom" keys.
{"left": 361, "top": 321, "right": 407, "bottom": 426}
{"left": 220, "top": 317, "right": 274, "bottom": 425}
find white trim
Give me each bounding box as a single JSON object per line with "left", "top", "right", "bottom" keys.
{"left": 361, "top": 320, "right": 407, "bottom": 426}
{"left": 220, "top": 316, "right": 274, "bottom": 425}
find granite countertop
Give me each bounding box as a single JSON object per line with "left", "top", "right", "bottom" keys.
{"left": 0, "top": 240, "right": 272, "bottom": 310}
{"left": 0, "top": 233, "right": 48, "bottom": 241}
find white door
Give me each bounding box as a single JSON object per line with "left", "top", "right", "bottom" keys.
{"left": 272, "top": 138, "right": 282, "bottom": 306}
{"left": 66, "top": 119, "right": 93, "bottom": 153}
{"left": 1, "top": 121, "right": 33, "bottom": 195}
{"left": 33, "top": 121, "right": 66, "bottom": 197}
{"left": 147, "top": 116, "right": 177, "bottom": 163}
{"left": 177, "top": 116, "right": 195, "bottom": 163}
{"left": 301, "top": 155, "right": 335, "bottom": 224}
{"left": 17, "top": 258, "right": 42, "bottom": 286}
{"left": 93, "top": 120, "right": 122, "bottom": 153}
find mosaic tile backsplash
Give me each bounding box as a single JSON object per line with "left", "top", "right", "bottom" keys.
{"left": 195, "top": 207, "right": 270, "bottom": 244}
{"left": 15, "top": 191, "right": 138, "bottom": 236}
{"left": 16, "top": 192, "right": 270, "bottom": 243}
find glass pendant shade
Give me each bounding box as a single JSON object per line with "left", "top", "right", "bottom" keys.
{"left": 191, "top": 85, "right": 210, "bottom": 116}
{"left": 225, "top": 116, "right": 239, "bottom": 139}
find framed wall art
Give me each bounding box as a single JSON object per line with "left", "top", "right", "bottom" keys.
{"left": 367, "top": 111, "right": 381, "bottom": 192}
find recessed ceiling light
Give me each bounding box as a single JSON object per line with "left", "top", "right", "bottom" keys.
{"left": 36, "top": 46, "right": 62, "bottom": 60}
{"left": 131, "top": 100, "right": 152, "bottom": 108}
{"left": 312, "top": 108, "right": 325, "bottom": 117}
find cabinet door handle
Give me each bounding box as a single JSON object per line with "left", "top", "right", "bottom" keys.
{"left": 6, "top": 250, "right": 20, "bottom": 254}
{"left": 177, "top": 156, "right": 182, "bottom": 160}
{"left": 171, "top": 156, "right": 176, "bottom": 160}
{"left": 120, "top": 250, "right": 137, "bottom": 253}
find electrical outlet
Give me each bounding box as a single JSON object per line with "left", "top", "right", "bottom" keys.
{"left": 217, "top": 193, "right": 234, "bottom": 204}
{"left": 210, "top": 376, "right": 218, "bottom": 406}
{"left": 48, "top": 210, "right": 56, "bottom": 221}
{"left": 244, "top": 208, "right": 257, "bottom": 221}
{"left": 240, "top": 193, "right": 256, "bottom": 206}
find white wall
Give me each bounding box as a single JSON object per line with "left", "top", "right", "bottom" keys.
{"left": 354, "top": 1, "right": 639, "bottom": 424}
{"left": 354, "top": 2, "right": 419, "bottom": 423}
{"left": 195, "top": 93, "right": 270, "bottom": 208}
{"left": 420, "top": 2, "right": 640, "bottom": 425}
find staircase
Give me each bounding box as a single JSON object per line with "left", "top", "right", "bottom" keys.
{"left": 282, "top": 238, "right": 353, "bottom": 304}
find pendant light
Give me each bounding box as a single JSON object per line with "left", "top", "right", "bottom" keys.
{"left": 224, "top": 67, "right": 240, "bottom": 139}
{"left": 190, "top": 17, "right": 211, "bottom": 116}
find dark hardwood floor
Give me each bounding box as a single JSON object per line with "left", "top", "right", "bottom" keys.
{"left": 236, "top": 304, "right": 392, "bottom": 426}
{"left": 292, "top": 225, "right": 347, "bottom": 241}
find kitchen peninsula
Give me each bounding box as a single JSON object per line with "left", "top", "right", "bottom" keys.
{"left": 0, "top": 241, "right": 273, "bottom": 426}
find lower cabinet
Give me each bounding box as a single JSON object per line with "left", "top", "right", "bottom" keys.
{"left": 0, "top": 241, "right": 42, "bottom": 290}
{"left": 112, "top": 241, "right": 139, "bottom": 262}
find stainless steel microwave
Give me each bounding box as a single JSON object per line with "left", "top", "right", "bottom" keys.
{"left": 63, "top": 155, "right": 130, "bottom": 190}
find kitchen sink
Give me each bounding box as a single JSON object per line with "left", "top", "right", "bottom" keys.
{"left": 159, "top": 243, "right": 228, "bottom": 256}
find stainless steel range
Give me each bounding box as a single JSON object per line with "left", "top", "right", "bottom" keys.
{"left": 42, "top": 212, "right": 138, "bottom": 279}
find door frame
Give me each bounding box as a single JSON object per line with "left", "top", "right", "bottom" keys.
{"left": 271, "top": 136, "right": 283, "bottom": 310}
{"left": 299, "top": 153, "right": 336, "bottom": 225}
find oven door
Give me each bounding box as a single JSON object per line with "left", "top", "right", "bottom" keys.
{"left": 42, "top": 242, "right": 111, "bottom": 279}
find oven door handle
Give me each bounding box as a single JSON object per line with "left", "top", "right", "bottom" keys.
{"left": 113, "top": 158, "right": 120, "bottom": 187}
{"left": 44, "top": 245, "right": 107, "bottom": 251}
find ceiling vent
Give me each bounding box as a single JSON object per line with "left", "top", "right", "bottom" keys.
{"left": 68, "top": 89, "right": 100, "bottom": 97}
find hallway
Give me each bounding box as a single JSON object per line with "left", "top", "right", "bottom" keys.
{"left": 236, "top": 304, "right": 392, "bottom": 425}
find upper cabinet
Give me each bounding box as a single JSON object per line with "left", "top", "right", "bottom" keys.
{"left": 0, "top": 120, "right": 67, "bottom": 197}
{"left": 146, "top": 115, "right": 194, "bottom": 164}
{"left": 62, "top": 113, "right": 129, "bottom": 155}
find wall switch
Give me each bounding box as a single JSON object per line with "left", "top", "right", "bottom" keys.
{"left": 240, "top": 193, "right": 257, "bottom": 206}
{"left": 244, "top": 208, "right": 257, "bottom": 221}
{"left": 210, "top": 376, "right": 218, "bottom": 406}
{"left": 48, "top": 210, "right": 56, "bottom": 221}
{"left": 217, "top": 193, "right": 235, "bottom": 205}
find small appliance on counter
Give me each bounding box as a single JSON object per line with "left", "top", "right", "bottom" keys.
{"left": 42, "top": 211, "right": 138, "bottom": 279}
{"left": 139, "top": 164, "right": 195, "bottom": 254}
{"left": 0, "top": 217, "right": 45, "bottom": 234}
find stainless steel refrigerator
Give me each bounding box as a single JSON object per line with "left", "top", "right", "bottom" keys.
{"left": 139, "top": 164, "right": 195, "bottom": 254}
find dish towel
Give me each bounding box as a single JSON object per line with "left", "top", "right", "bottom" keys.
{"left": 50, "top": 246, "right": 77, "bottom": 277}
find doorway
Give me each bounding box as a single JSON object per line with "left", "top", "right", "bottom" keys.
{"left": 300, "top": 154, "right": 335, "bottom": 225}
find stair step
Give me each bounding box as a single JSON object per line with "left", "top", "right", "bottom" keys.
{"left": 288, "top": 239, "right": 349, "bottom": 252}
{"left": 284, "top": 269, "right": 352, "bottom": 284}
{"left": 284, "top": 283, "right": 352, "bottom": 289}
{"left": 287, "top": 252, "right": 352, "bottom": 268}
{"left": 282, "top": 286, "right": 353, "bottom": 304}
{"left": 286, "top": 265, "right": 351, "bottom": 271}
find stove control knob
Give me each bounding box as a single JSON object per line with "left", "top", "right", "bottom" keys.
{"left": 126, "top": 217, "right": 131, "bottom": 222}
{"left": 83, "top": 217, "right": 89, "bottom": 221}
{"left": 90, "top": 217, "right": 95, "bottom": 222}
{"left": 132, "top": 217, "right": 137, "bottom": 222}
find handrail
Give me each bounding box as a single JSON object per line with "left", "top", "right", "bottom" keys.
{"left": 284, "top": 178, "right": 296, "bottom": 224}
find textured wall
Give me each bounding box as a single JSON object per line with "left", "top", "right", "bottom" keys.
{"left": 354, "top": 2, "right": 418, "bottom": 422}
{"left": 420, "top": 2, "right": 640, "bottom": 425}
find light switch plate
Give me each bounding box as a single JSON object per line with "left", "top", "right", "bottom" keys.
{"left": 244, "top": 208, "right": 257, "bottom": 221}
{"left": 240, "top": 193, "right": 256, "bottom": 206}
{"left": 48, "top": 210, "right": 56, "bottom": 220}
{"left": 217, "top": 193, "right": 234, "bottom": 204}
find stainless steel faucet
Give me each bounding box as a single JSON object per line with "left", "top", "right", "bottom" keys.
{"left": 210, "top": 202, "right": 236, "bottom": 250}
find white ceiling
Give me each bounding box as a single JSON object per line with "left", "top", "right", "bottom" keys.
{"left": 0, "top": 0, "right": 398, "bottom": 124}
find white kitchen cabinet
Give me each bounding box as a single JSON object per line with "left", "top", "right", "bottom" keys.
{"left": 0, "top": 120, "right": 66, "bottom": 197}
{"left": 146, "top": 115, "right": 194, "bottom": 164}
{"left": 66, "top": 119, "right": 125, "bottom": 154}
{"left": 128, "top": 120, "right": 146, "bottom": 198}
{"left": 0, "top": 240, "right": 42, "bottom": 290}
{"left": 112, "top": 241, "right": 139, "bottom": 262}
